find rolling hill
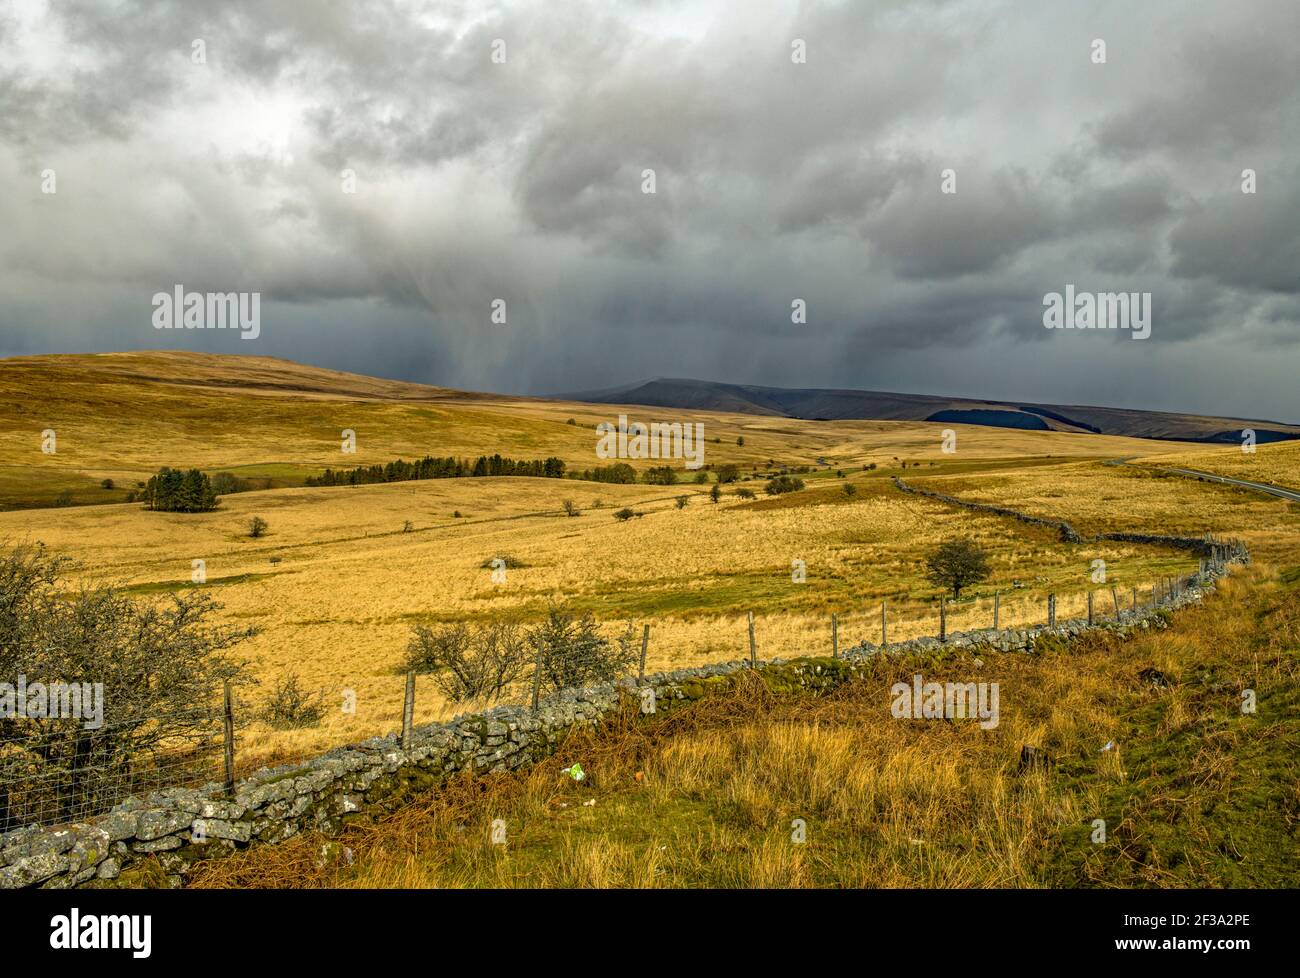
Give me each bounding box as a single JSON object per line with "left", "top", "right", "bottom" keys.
{"left": 564, "top": 378, "right": 1300, "bottom": 444}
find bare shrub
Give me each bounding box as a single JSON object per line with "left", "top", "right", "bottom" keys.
{"left": 405, "top": 620, "right": 529, "bottom": 704}
{"left": 261, "top": 675, "right": 324, "bottom": 730}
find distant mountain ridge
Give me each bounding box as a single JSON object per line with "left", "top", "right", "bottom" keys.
{"left": 561, "top": 378, "right": 1300, "bottom": 444}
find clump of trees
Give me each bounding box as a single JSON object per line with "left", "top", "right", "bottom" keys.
{"left": 925, "top": 539, "right": 992, "bottom": 598}
{"left": 764, "top": 474, "right": 805, "bottom": 496}
{"left": 0, "top": 543, "right": 253, "bottom": 828}
{"left": 307, "top": 453, "right": 565, "bottom": 487}
{"left": 142, "top": 467, "right": 218, "bottom": 512}
{"left": 576, "top": 463, "right": 637, "bottom": 484}
{"left": 642, "top": 466, "right": 678, "bottom": 486}
{"left": 248, "top": 516, "right": 268, "bottom": 538}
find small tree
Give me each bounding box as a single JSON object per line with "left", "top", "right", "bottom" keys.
{"left": 613, "top": 507, "right": 635, "bottom": 522}
{"left": 675, "top": 495, "right": 689, "bottom": 509}
{"left": 0, "top": 543, "right": 253, "bottom": 827}
{"left": 100, "top": 479, "right": 115, "bottom": 490}
{"left": 843, "top": 483, "right": 857, "bottom": 497}
{"left": 248, "top": 516, "right": 268, "bottom": 538}
{"left": 925, "top": 539, "right": 991, "bottom": 599}
{"left": 527, "top": 604, "right": 636, "bottom": 692}
{"left": 710, "top": 483, "right": 722, "bottom": 504}
{"left": 562, "top": 499, "right": 580, "bottom": 518}
{"left": 736, "top": 436, "right": 745, "bottom": 447}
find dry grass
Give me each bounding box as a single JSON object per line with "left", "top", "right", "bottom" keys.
{"left": 0, "top": 352, "right": 1268, "bottom": 768}
{"left": 191, "top": 563, "right": 1300, "bottom": 889}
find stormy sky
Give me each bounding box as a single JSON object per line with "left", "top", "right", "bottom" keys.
{"left": 2, "top": 0, "right": 1297, "bottom": 420}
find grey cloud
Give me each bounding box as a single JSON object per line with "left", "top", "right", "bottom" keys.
{"left": 0, "top": 0, "right": 1297, "bottom": 422}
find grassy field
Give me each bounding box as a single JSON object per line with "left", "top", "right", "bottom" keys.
{"left": 0, "top": 352, "right": 1276, "bottom": 772}
{"left": 190, "top": 564, "right": 1300, "bottom": 888}
{"left": 1137, "top": 440, "right": 1300, "bottom": 493}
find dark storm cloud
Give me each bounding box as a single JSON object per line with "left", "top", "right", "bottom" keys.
{"left": 0, "top": 0, "right": 1297, "bottom": 420}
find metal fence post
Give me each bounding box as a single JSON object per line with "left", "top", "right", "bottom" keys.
{"left": 638, "top": 623, "right": 650, "bottom": 682}
{"left": 831, "top": 613, "right": 838, "bottom": 659}
{"left": 747, "top": 611, "right": 756, "bottom": 667}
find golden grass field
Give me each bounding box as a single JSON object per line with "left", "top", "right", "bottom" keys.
{"left": 192, "top": 565, "right": 1300, "bottom": 888}
{"left": 2, "top": 352, "right": 1295, "bottom": 773}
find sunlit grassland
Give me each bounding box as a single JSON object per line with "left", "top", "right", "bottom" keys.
{"left": 190, "top": 565, "right": 1300, "bottom": 889}
{"left": 0, "top": 468, "right": 1209, "bottom": 769}
{"left": 1137, "top": 439, "right": 1300, "bottom": 492}
{"left": 910, "top": 458, "right": 1300, "bottom": 566}
{"left": 1, "top": 351, "right": 1205, "bottom": 510}
{"left": 0, "top": 352, "right": 1262, "bottom": 770}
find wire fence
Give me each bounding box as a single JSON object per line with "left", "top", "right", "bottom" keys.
{"left": 0, "top": 706, "right": 225, "bottom": 832}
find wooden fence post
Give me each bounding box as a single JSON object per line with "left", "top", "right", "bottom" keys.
{"left": 1048, "top": 593, "right": 1056, "bottom": 628}
{"left": 993, "top": 592, "right": 1000, "bottom": 630}
{"left": 638, "top": 623, "right": 650, "bottom": 682}
{"left": 939, "top": 597, "right": 947, "bottom": 642}
{"left": 1110, "top": 586, "right": 1120, "bottom": 618}
{"left": 531, "top": 646, "right": 543, "bottom": 711}
{"left": 831, "top": 613, "right": 839, "bottom": 659}
{"left": 401, "top": 670, "right": 416, "bottom": 749}
{"left": 1151, "top": 585, "right": 1157, "bottom": 608}
{"left": 222, "top": 681, "right": 235, "bottom": 795}
{"left": 1131, "top": 586, "right": 1137, "bottom": 611}
{"left": 1087, "top": 591, "right": 1094, "bottom": 626}
{"left": 881, "top": 601, "right": 888, "bottom": 646}
{"left": 747, "top": 611, "right": 756, "bottom": 667}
